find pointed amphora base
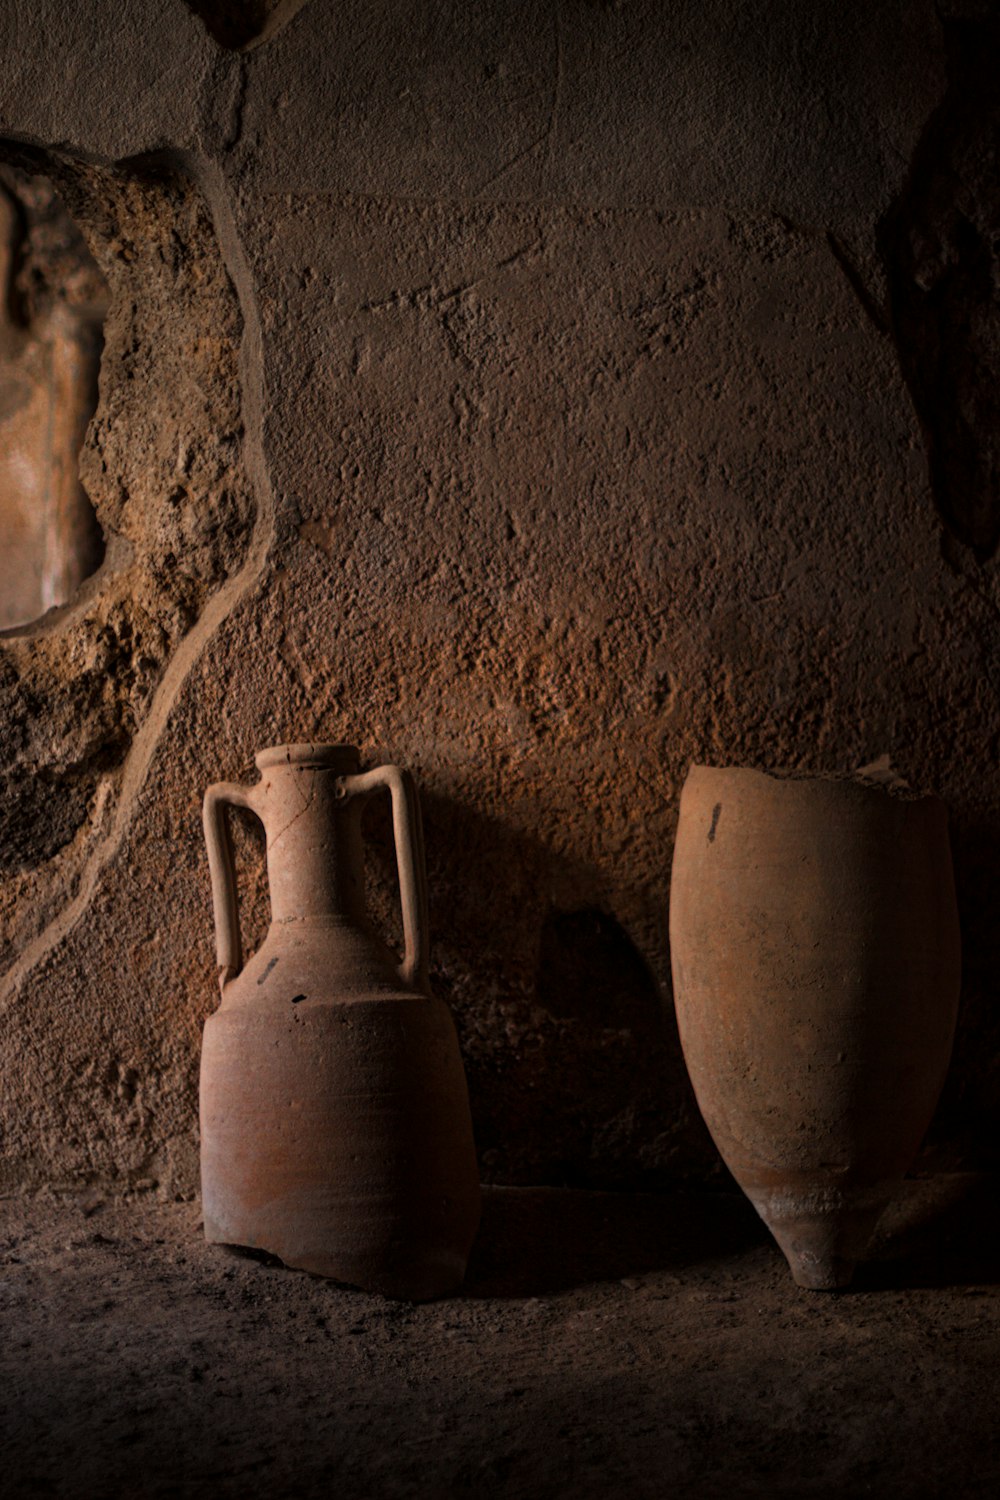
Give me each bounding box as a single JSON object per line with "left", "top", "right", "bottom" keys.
{"left": 749, "top": 1187, "right": 892, "bottom": 1291}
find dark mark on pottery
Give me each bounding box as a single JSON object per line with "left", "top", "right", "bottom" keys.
{"left": 258, "top": 957, "right": 279, "bottom": 985}
{"left": 708, "top": 803, "right": 722, "bottom": 842}
{"left": 291, "top": 994, "right": 307, "bottom": 1004}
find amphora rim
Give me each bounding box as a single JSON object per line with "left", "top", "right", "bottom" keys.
{"left": 684, "top": 762, "right": 941, "bottom": 807}
{"left": 255, "top": 743, "right": 361, "bottom": 771}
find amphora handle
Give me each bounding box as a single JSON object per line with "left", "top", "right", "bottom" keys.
{"left": 203, "top": 780, "right": 264, "bottom": 993}
{"left": 338, "top": 765, "right": 430, "bottom": 993}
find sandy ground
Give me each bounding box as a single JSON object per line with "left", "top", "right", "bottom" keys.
{"left": 3, "top": 1180, "right": 1000, "bottom": 1498}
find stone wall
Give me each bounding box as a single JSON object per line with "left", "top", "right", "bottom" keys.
{"left": 0, "top": 0, "right": 998, "bottom": 1197}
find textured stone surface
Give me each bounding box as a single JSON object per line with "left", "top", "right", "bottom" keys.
{"left": 236, "top": 0, "right": 943, "bottom": 224}
{"left": 0, "top": 0, "right": 999, "bottom": 1198}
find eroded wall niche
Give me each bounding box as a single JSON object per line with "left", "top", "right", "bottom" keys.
{"left": 183, "top": 0, "right": 310, "bottom": 50}
{"left": 0, "top": 167, "right": 106, "bottom": 630}
{"left": 0, "top": 146, "right": 254, "bottom": 984}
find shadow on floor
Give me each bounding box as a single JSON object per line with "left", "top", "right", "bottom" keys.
{"left": 463, "top": 1184, "right": 769, "bottom": 1299}
{"left": 861, "top": 1172, "right": 1000, "bottom": 1291}
{"left": 464, "top": 1173, "right": 1000, "bottom": 1299}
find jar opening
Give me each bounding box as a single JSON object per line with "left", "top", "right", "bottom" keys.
{"left": 255, "top": 743, "right": 361, "bottom": 771}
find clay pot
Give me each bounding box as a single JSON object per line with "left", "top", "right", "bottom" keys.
{"left": 199, "top": 744, "right": 481, "bottom": 1300}
{"left": 669, "top": 766, "right": 960, "bottom": 1289}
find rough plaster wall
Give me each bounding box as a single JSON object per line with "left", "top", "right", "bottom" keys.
{"left": 0, "top": 0, "right": 998, "bottom": 1196}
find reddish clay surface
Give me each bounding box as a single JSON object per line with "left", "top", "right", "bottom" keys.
{"left": 671, "top": 768, "right": 960, "bottom": 1290}
{"left": 3, "top": 1181, "right": 1000, "bottom": 1498}
{"left": 201, "top": 745, "right": 479, "bottom": 1297}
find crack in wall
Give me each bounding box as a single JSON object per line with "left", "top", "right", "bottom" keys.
{"left": 222, "top": 57, "right": 249, "bottom": 155}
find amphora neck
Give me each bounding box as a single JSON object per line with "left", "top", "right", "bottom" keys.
{"left": 254, "top": 745, "right": 366, "bottom": 923}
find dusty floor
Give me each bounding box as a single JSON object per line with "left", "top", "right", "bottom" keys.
{"left": 2, "top": 1180, "right": 1000, "bottom": 1498}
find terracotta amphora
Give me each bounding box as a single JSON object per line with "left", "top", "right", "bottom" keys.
{"left": 669, "top": 766, "right": 960, "bottom": 1289}
{"left": 199, "top": 744, "right": 481, "bottom": 1300}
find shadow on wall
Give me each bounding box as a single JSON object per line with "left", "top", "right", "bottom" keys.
{"left": 354, "top": 787, "right": 720, "bottom": 1191}
{"left": 881, "top": 8, "right": 1000, "bottom": 559}
{"left": 937, "top": 811, "right": 1000, "bottom": 1166}
{"left": 885, "top": 0, "right": 1000, "bottom": 1178}
{"left": 355, "top": 779, "right": 986, "bottom": 1191}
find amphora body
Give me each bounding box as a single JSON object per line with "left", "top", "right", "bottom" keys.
{"left": 200, "top": 744, "right": 480, "bottom": 1300}
{"left": 670, "top": 766, "right": 960, "bottom": 1289}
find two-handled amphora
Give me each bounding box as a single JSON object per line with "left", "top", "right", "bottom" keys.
{"left": 200, "top": 744, "right": 481, "bottom": 1300}
{"left": 670, "top": 766, "right": 960, "bottom": 1290}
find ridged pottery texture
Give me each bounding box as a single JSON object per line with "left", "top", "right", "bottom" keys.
{"left": 669, "top": 766, "right": 960, "bottom": 1290}
{"left": 200, "top": 744, "right": 481, "bottom": 1300}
